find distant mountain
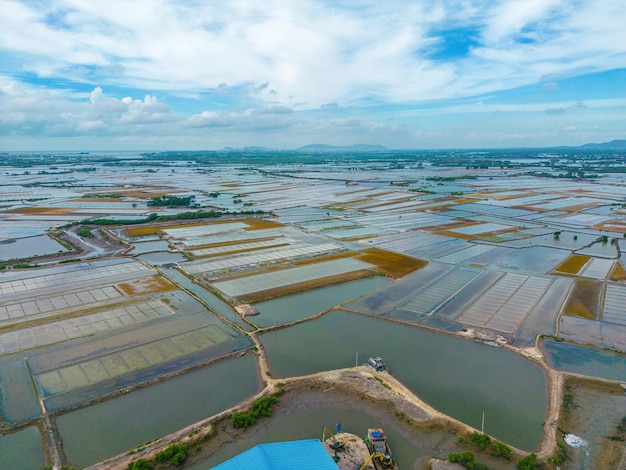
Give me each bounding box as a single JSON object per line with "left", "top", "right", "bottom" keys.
{"left": 577, "top": 140, "right": 626, "bottom": 149}
{"left": 221, "top": 146, "right": 274, "bottom": 152}
{"left": 297, "top": 143, "right": 387, "bottom": 152}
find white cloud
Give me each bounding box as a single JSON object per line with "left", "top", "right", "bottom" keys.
{"left": 0, "top": 1, "right": 624, "bottom": 149}
{"left": 0, "top": 0, "right": 622, "bottom": 109}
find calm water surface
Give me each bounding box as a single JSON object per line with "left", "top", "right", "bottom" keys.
{"left": 57, "top": 354, "right": 260, "bottom": 468}
{"left": 252, "top": 277, "right": 390, "bottom": 327}
{"left": 0, "top": 235, "right": 67, "bottom": 261}
{"left": 541, "top": 338, "right": 626, "bottom": 381}
{"left": 0, "top": 426, "right": 45, "bottom": 470}
{"left": 261, "top": 310, "right": 547, "bottom": 451}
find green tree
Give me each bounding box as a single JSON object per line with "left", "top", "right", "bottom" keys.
{"left": 127, "top": 459, "right": 153, "bottom": 470}
{"left": 491, "top": 440, "right": 513, "bottom": 460}
{"left": 78, "top": 226, "right": 94, "bottom": 238}
{"left": 470, "top": 432, "right": 491, "bottom": 450}
{"left": 155, "top": 444, "right": 187, "bottom": 466}
{"left": 516, "top": 453, "right": 539, "bottom": 470}
{"left": 448, "top": 451, "right": 487, "bottom": 469}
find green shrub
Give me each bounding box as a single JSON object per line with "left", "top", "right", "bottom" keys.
{"left": 551, "top": 443, "right": 566, "bottom": 464}
{"left": 78, "top": 226, "right": 94, "bottom": 238}
{"left": 155, "top": 443, "right": 187, "bottom": 466}
{"left": 470, "top": 432, "right": 491, "bottom": 450}
{"left": 491, "top": 440, "right": 513, "bottom": 460}
{"left": 231, "top": 411, "right": 257, "bottom": 428}
{"left": 516, "top": 453, "right": 539, "bottom": 470}
{"left": 448, "top": 451, "right": 487, "bottom": 469}
{"left": 127, "top": 459, "right": 153, "bottom": 470}
{"left": 231, "top": 394, "right": 279, "bottom": 428}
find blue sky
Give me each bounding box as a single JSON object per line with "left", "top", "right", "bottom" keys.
{"left": 0, "top": 0, "right": 625, "bottom": 151}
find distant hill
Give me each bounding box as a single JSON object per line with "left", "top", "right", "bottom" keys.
{"left": 222, "top": 146, "right": 273, "bottom": 152}
{"left": 577, "top": 140, "right": 626, "bottom": 149}
{"left": 297, "top": 143, "right": 387, "bottom": 152}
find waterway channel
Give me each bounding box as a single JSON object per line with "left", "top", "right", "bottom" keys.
{"left": 261, "top": 310, "right": 547, "bottom": 451}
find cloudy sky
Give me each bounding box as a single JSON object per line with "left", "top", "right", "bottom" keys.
{"left": 1, "top": 0, "right": 625, "bottom": 151}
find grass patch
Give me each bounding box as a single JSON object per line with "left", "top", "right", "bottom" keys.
{"left": 554, "top": 254, "right": 591, "bottom": 275}
{"left": 355, "top": 247, "right": 427, "bottom": 278}
{"left": 562, "top": 279, "right": 603, "bottom": 320}
{"left": 125, "top": 223, "right": 206, "bottom": 237}
{"left": 610, "top": 261, "right": 626, "bottom": 281}
{"left": 117, "top": 276, "right": 176, "bottom": 296}
{"left": 242, "top": 218, "right": 285, "bottom": 230}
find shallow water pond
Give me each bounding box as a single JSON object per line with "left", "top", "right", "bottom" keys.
{"left": 57, "top": 354, "right": 260, "bottom": 468}
{"left": 0, "top": 235, "right": 67, "bottom": 261}
{"left": 0, "top": 427, "right": 45, "bottom": 470}
{"left": 251, "top": 276, "right": 390, "bottom": 327}
{"left": 261, "top": 310, "right": 547, "bottom": 451}
{"left": 540, "top": 338, "right": 626, "bottom": 381}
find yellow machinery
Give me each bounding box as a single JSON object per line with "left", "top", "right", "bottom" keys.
{"left": 322, "top": 427, "right": 346, "bottom": 451}
{"left": 359, "top": 452, "right": 389, "bottom": 470}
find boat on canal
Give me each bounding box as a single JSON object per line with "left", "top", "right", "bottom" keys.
{"left": 363, "top": 428, "right": 395, "bottom": 469}
{"left": 366, "top": 356, "right": 388, "bottom": 372}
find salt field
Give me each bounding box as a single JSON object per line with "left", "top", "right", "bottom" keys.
{"left": 1, "top": 152, "right": 626, "bottom": 469}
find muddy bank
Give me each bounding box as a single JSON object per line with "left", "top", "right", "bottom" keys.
{"left": 557, "top": 376, "right": 626, "bottom": 469}
{"left": 179, "top": 373, "right": 522, "bottom": 470}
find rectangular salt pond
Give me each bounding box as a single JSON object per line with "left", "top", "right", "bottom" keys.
{"left": 162, "top": 222, "right": 249, "bottom": 239}
{"left": 213, "top": 258, "right": 373, "bottom": 297}
{"left": 0, "top": 427, "right": 45, "bottom": 470}
{"left": 0, "top": 360, "right": 41, "bottom": 421}
{"left": 449, "top": 222, "right": 515, "bottom": 235}
{"left": 603, "top": 284, "right": 626, "bottom": 326}
{"left": 345, "top": 263, "right": 455, "bottom": 316}
{"left": 251, "top": 277, "right": 391, "bottom": 327}
{"left": 457, "top": 273, "right": 553, "bottom": 333}
{"left": 35, "top": 324, "right": 234, "bottom": 398}
{"left": 559, "top": 316, "right": 626, "bottom": 351}
{"left": 435, "top": 244, "right": 495, "bottom": 264}
{"left": 185, "top": 242, "right": 341, "bottom": 275}
{"left": 399, "top": 267, "right": 482, "bottom": 315}
{"left": 0, "top": 299, "right": 173, "bottom": 355}
{"left": 372, "top": 231, "right": 452, "bottom": 253}
{"left": 0, "top": 258, "right": 152, "bottom": 297}
{"left": 57, "top": 355, "right": 260, "bottom": 468}
{"left": 489, "top": 246, "right": 570, "bottom": 274}
{"left": 0, "top": 235, "right": 68, "bottom": 261}
{"left": 541, "top": 338, "right": 626, "bottom": 381}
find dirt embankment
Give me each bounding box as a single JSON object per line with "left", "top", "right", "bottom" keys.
{"left": 88, "top": 364, "right": 540, "bottom": 470}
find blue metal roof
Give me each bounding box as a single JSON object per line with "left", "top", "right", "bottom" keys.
{"left": 211, "top": 439, "right": 340, "bottom": 470}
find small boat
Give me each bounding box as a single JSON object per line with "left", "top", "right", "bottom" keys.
{"left": 364, "top": 428, "right": 395, "bottom": 468}
{"left": 366, "top": 357, "right": 387, "bottom": 372}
